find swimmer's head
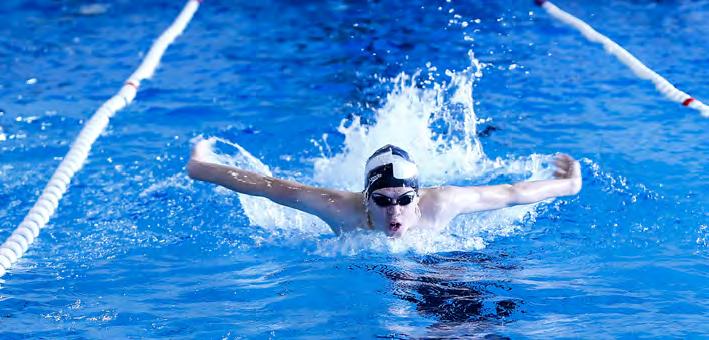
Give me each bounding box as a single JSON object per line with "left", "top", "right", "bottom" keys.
{"left": 364, "top": 145, "right": 420, "bottom": 237}
{"left": 364, "top": 144, "right": 419, "bottom": 197}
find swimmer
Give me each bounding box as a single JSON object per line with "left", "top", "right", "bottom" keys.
{"left": 187, "top": 141, "right": 582, "bottom": 237}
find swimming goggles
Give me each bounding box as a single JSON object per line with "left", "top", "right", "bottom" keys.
{"left": 370, "top": 191, "right": 417, "bottom": 207}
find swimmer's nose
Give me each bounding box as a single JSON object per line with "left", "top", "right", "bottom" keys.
{"left": 386, "top": 204, "right": 402, "bottom": 215}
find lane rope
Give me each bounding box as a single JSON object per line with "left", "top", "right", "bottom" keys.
{"left": 535, "top": 0, "right": 709, "bottom": 117}
{"left": 0, "top": 0, "right": 202, "bottom": 278}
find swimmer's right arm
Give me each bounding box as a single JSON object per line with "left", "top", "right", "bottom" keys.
{"left": 187, "top": 140, "right": 360, "bottom": 230}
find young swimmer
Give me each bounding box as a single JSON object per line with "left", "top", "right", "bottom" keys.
{"left": 187, "top": 141, "right": 582, "bottom": 237}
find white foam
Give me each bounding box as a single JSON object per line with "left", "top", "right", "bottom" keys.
{"left": 139, "top": 173, "right": 193, "bottom": 198}
{"left": 196, "top": 136, "right": 330, "bottom": 237}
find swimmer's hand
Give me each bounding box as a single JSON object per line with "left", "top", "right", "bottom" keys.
{"left": 189, "top": 139, "right": 213, "bottom": 164}
{"left": 187, "top": 139, "right": 217, "bottom": 180}
{"left": 553, "top": 153, "right": 582, "bottom": 195}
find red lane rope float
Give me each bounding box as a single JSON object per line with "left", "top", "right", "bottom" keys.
{"left": 682, "top": 98, "right": 695, "bottom": 107}
{"left": 0, "top": 0, "right": 202, "bottom": 279}
{"left": 535, "top": 0, "right": 709, "bottom": 117}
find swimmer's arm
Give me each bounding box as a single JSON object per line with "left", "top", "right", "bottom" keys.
{"left": 431, "top": 154, "right": 582, "bottom": 216}
{"left": 187, "top": 159, "right": 359, "bottom": 231}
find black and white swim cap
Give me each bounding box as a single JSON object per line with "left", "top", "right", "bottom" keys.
{"left": 364, "top": 144, "right": 419, "bottom": 197}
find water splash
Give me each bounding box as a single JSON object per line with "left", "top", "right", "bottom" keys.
{"left": 202, "top": 51, "right": 557, "bottom": 254}
{"left": 313, "top": 50, "right": 487, "bottom": 190}
{"left": 195, "top": 136, "right": 331, "bottom": 237}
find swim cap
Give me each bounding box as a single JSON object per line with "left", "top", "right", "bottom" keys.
{"left": 364, "top": 144, "right": 419, "bottom": 197}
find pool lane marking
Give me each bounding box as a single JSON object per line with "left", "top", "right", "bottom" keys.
{"left": 0, "top": 0, "right": 202, "bottom": 279}
{"left": 535, "top": 0, "right": 709, "bottom": 117}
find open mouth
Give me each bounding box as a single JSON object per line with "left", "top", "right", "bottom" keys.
{"left": 388, "top": 222, "right": 401, "bottom": 234}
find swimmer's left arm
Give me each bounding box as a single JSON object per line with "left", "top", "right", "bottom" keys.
{"left": 429, "top": 154, "right": 582, "bottom": 217}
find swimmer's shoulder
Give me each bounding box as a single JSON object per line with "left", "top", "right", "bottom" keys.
{"left": 417, "top": 186, "right": 467, "bottom": 226}
{"left": 328, "top": 190, "right": 364, "bottom": 209}
{"left": 417, "top": 186, "right": 450, "bottom": 208}
{"left": 418, "top": 185, "right": 481, "bottom": 205}
{"left": 318, "top": 190, "right": 366, "bottom": 234}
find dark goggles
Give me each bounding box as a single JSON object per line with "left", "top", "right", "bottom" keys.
{"left": 370, "top": 191, "right": 417, "bottom": 207}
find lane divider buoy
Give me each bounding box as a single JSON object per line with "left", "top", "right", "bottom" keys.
{"left": 535, "top": 0, "right": 708, "bottom": 117}
{"left": 0, "top": 0, "right": 202, "bottom": 279}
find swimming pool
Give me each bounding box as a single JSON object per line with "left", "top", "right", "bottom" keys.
{"left": 1, "top": 0, "right": 707, "bottom": 337}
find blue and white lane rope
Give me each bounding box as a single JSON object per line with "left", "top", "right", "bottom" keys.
{"left": 0, "top": 0, "right": 202, "bottom": 278}
{"left": 535, "top": 0, "right": 709, "bottom": 117}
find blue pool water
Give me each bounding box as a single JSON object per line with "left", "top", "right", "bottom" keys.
{"left": 1, "top": 0, "right": 708, "bottom": 338}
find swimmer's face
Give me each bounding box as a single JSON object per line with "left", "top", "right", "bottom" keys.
{"left": 367, "top": 187, "right": 420, "bottom": 237}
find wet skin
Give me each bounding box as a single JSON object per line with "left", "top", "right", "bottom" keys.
{"left": 366, "top": 187, "right": 421, "bottom": 237}
{"left": 188, "top": 139, "right": 582, "bottom": 238}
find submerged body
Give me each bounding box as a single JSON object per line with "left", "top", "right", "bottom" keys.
{"left": 187, "top": 141, "right": 582, "bottom": 237}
